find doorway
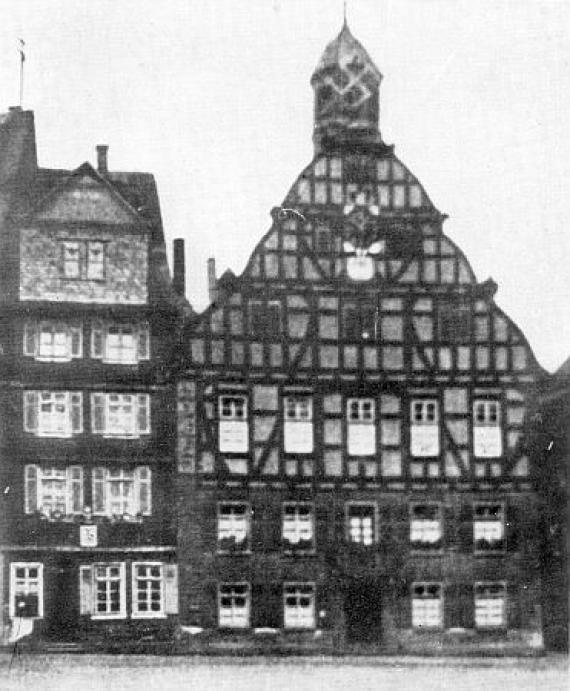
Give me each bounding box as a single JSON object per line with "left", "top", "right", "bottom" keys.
{"left": 343, "top": 579, "right": 383, "bottom": 643}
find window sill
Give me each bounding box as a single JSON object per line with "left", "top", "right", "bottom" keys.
{"left": 131, "top": 613, "right": 167, "bottom": 620}
{"left": 91, "top": 613, "right": 127, "bottom": 620}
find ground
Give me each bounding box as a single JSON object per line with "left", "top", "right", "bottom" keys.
{"left": 0, "top": 653, "right": 567, "bottom": 691}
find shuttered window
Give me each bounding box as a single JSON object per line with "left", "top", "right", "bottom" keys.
{"left": 91, "top": 322, "right": 150, "bottom": 364}
{"left": 132, "top": 563, "right": 165, "bottom": 618}
{"left": 91, "top": 466, "right": 151, "bottom": 517}
{"left": 23, "top": 321, "right": 83, "bottom": 361}
{"left": 23, "top": 391, "right": 83, "bottom": 437}
{"left": 24, "top": 465, "right": 83, "bottom": 517}
{"left": 90, "top": 393, "right": 150, "bottom": 437}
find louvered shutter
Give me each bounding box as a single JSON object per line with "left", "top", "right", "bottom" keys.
{"left": 136, "top": 394, "right": 150, "bottom": 434}
{"left": 24, "top": 465, "right": 38, "bottom": 513}
{"left": 70, "top": 393, "right": 83, "bottom": 433}
{"left": 23, "top": 322, "right": 37, "bottom": 356}
{"left": 164, "top": 564, "right": 179, "bottom": 614}
{"left": 67, "top": 466, "right": 83, "bottom": 513}
{"left": 70, "top": 324, "right": 83, "bottom": 358}
{"left": 92, "top": 468, "right": 106, "bottom": 514}
{"left": 79, "top": 565, "right": 93, "bottom": 615}
{"left": 136, "top": 466, "right": 152, "bottom": 515}
{"left": 91, "top": 321, "right": 104, "bottom": 359}
{"left": 137, "top": 324, "right": 150, "bottom": 360}
{"left": 23, "top": 391, "right": 39, "bottom": 433}
{"left": 91, "top": 393, "right": 106, "bottom": 434}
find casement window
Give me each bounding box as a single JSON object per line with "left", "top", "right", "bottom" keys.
{"left": 132, "top": 563, "right": 165, "bottom": 618}
{"left": 62, "top": 240, "right": 105, "bottom": 280}
{"left": 283, "top": 583, "right": 316, "bottom": 629}
{"left": 410, "top": 504, "right": 443, "bottom": 549}
{"left": 217, "top": 503, "right": 250, "bottom": 551}
{"left": 474, "top": 582, "right": 506, "bottom": 628}
{"left": 411, "top": 582, "right": 443, "bottom": 629}
{"left": 282, "top": 503, "right": 314, "bottom": 551}
{"left": 342, "top": 302, "right": 378, "bottom": 340}
{"left": 9, "top": 563, "right": 44, "bottom": 618}
{"left": 91, "top": 322, "right": 150, "bottom": 364}
{"left": 23, "top": 321, "right": 82, "bottom": 361}
{"left": 218, "top": 583, "right": 250, "bottom": 629}
{"left": 439, "top": 304, "right": 471, "bottom": 342}
{"left": 473, "top": 400, "right": 502, "bottom": 457}
{"left": 346, "top": 503, "right": 376, "bottom": 545}
{"left": 284, "top": 396, "right": 313, "bottom": 453}
{"left": 249, "top": 300, "right": 281, "bottom": 338}
{"left": 410, "top": 399, "right": 440, "bottom": 457}
{"left": 218, "top": 395, "right": 248, "bottom": 452}
{"left": 347, "top": 398, "right": 376, "bottom": 455}
{"left": 80, "top": 563, "right": 126, "bottom": 619}
{"left": 473, "top": 503, "right": 505, "bottom": 552}
{"left": 24, "top": 465, "right": 83, "bottom": 516}
{"left": 91, "top": 393, "right": 150, "bottom": 438}
{"left": 23, "top": 391, "right": 83, "bottom": 437}
{"left": 92, "top": 466, "right": 151, "bottom": 517}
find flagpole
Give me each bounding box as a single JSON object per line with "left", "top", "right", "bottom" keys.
{"left": 18, "top": 39, "right": 25, "bottom": 107}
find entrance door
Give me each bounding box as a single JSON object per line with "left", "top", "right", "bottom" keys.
{"left": 344, "top": 579, "right": 383, "bottom": 643}
{"left": 45, "top": 557, "right": 77, "bottom": 640}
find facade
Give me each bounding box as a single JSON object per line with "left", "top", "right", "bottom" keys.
{"left": 0, "top": 107, "right": 187, "bottom": 650}
{"left": 176, "top": 25, "right": 547, "bottom": 654}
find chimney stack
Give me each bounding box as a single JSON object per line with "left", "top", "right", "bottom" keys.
{"left": 173, "top": 239, "right": 185, "bottom": 296}
{"left": 207, "top": 258, "right": 217, "bottom": 304}
{"left": 96, "top": 145, "right": 108, "bottom": 174}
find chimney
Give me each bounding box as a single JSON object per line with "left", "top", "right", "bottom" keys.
{"left": 173, "top": 238, "right": 185, "bottom": 296}
{"left": 207, "top": 257, "right": 218, "bottom": 304}
{"left": 96, "top": 145, "right": 108, "bottom": 174}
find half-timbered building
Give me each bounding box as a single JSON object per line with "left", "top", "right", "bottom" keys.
{"left": 176, "top": 24, "right": 546, "bottom": 654}
{"left": 0, "top": 106, "right": 188, "bottom": 650}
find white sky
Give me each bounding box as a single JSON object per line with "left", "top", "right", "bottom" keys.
{"left": 1, "top": 0, "right": 569, "bottom": 373}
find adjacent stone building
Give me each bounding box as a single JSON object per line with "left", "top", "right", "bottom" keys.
{"left": 175, "top": 24, "right": 547, "bottom": 654}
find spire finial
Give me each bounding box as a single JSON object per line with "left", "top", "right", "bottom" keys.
{"left": 343, "top": 1, "right": 348, "bottom": 28}
{"left": 18, "top": 38, "right": 25, "bottom": 107}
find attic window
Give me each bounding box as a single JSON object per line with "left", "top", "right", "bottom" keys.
{"left": 62, "top": 241, "right": 106, "bottom": 281}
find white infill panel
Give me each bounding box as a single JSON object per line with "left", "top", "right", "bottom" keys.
{"left": 219, "top": 421, "right": 248, "bottom": 453}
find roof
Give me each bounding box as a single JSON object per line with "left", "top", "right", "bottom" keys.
{"left": 311, "top": 22, "right": 382, "bottom": 83}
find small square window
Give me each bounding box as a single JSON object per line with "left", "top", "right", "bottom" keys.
{"left": 346, "top": 504, "right": 376, "bottom": 545}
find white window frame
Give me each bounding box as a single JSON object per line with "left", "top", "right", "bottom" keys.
{"left": 218, "top": 395, "right": 248, "bottom": 453}
{"left": 91, "top": 321, "right": 150, "bottom": 364}
{"left": 411, "top": 582, "right": 443, "bottom": 629}
{"left": 282, "top": 502, "right": 315, "bottom": 551}
{"left": 283, "top": 583, "right": 316, "bottom": 630}
{"left": 217, "top": 502, "right": 250, "bottom": 551}
{"left": 218, "top": 582, "right": 250, "bottom": 629}
{"left": 410, "top": 399, "right": 440, "bottom": 457}
{"left": 91, "top": 466, "right": 151, "bottom": 517}
{"left": 23, "top": 321, "right": 83, "bottom": 362}
{"left": 24, "top": 465, "right": 83, "bottom": 517}
{"left": 347, "top": 398, "right": 376, "bottom": 456}
{"left": 91, "top": 562, "right": 127, "bottom": 620}
{"left": 346, "top": 502, "right": 377, "bottom": 546}
{"left": 474, "top": 581, "right": 507, "bottom": 628}
{"left": 90, "top": 393, "right": 150, "bottom": 438}
{"left": 473, "top": 400, "right": 503, "bottom": 458}
{"left": 9, "top": 563, "right": 44, "bottom": 619}
{"left": 23, "top": 390, "right": 83, "bottom": 438}
{"left": 284, "top": 396, "right": 313, "bottom": 453}
{"left": 132, "top": 562, "right": 165, "bottom": 619}
{"left": 410, "top": 503, "right": 443, "bottom": 549}
{"left": 473, "top": 502, "right": 505, "bottom": 552}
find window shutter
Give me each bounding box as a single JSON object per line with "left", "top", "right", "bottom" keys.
{"left": 137, "top": 324, "right": 150, "bottom": 360}
{"left": 70, "top": 393, "right": 83, "bottom": 434}
{"left": 79, "top": 565, "right": 93, "bottom": 615}
{"left": 136, "top": 466, "right": 152, "bottom": 515}
{"left": 70, "top": 324, "right": 83, "bottom": 358}
{"left": 91, "top": 321, "right": 104, "bottom": 359}
{"left": 91, "top": 393, "right": 106, "bottom": 434}
{"left": 23, "top": 391, "right": 39, "bottom": 433}
{"left": 24, "top": 465, "right": 38, "bottom": 513}
{"left": 67, "top": 466, "right": 84, "bottom": 513}
{"left": 164, "top": 564, "right": 179, "bottom": 614}
{"left": 23, "top": 322, "right": 37, "bottom": 356}
{"left": 136, "top": 394, "right": 150, "bottom": 434}
{"left": 92, "top": 468, "right": 106, "bottom": 514}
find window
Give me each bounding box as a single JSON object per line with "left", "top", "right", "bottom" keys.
{"left": 474, "top": 582, "right": 506, "bottom": 628}
{"left": 439, "top": 304, "right": 470, "bottom": 342}
{"left": 91, "top": 466, "right": 151, "bottom": 517}
{"left": 132, "top": 563, "right": 165, "bottom": 618}
{"left": 410, "top": 399, "right": 439, "bottom": 457}
{"left": 24, "top": 465, "right": 83, "bottom": 517}
{"left": 342, "top": 302, "right": 378, "bottom": 340}
{"left": 283, "top": 583, "right": 316, "bottom": 629}
{"left": 219, "top": 395, "right": 248, "bottom": 452}
{"left": 91, "top": 322, "right": 150, "bottom": 364}
{"left": 87, "top": 563, "right": 126, "bottom": 619}
{"left": 412, "top": 583, "right": 443, "bottom": 629}
{"left": 249, "top": 301, "right": 281, "bottom": 338}
{"left": 473, "top": 503, "right": 505, "bottom": 552}
{"left": 62, "top": 240, "right": 105, "bottom": 280}
{"left": 473, "top": 400, "right": 502, "bottom": 457}
{"left": 9, "top": 563, "right": 43, "bottom": 618}
{"left": 218, "top": 583, "right": 250, "bottom": 628}
{"left": 284, "top": 396, "right": 313, "bottom": 453}
{"left": 282, "top": 503, "right": 314, "bottom": 551}
{"left": 346, "top": 504, "right": 376, "bottom": 545}
{"left": 91, "top": 393, "right": 150, "bottom": 438}
{"left": 23, "top": 391, "right": 83, "bottom": 437}
{"left": 23, "top": 321, "right": 82, "bottom": 361}
{"left": 410, "top": 504, "right": 443, "bottom": 549}
{"left": 217, "top": 503, "right": 250, "bottom": 551}
{"left": 347, "top": 398, "right": 376, "bottom": 455}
